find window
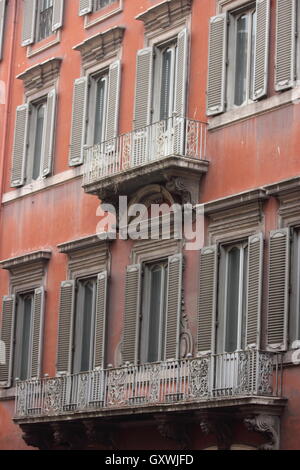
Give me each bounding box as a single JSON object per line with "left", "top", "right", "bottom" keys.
{"left": 22, "top": 0, "right": 64, "bottom": 47}
{"left": 0, "top": 0, "right": 6, "bottom": 61}
{"left": 13, "top": 293, "right": 34, "bottom": 381}
{"left": 27, "top": 99, "right": 47, "bottom": 181}
{"left": 289, "top": 229, "right": 300, "bottom": 345}
{"left": 36, "top": 0, "right": 54, "bottom": 42}
{"left": 140, "top": 261, "right": 168, "bottom": 363}
{"left": 87, "top": 72, "right": 109, "bottom": 146}
{"left": 153, "top": 42, "right": 177, "bottom": 122}
{"left": 94, "top": 0, "right": 114, "bottom": 12}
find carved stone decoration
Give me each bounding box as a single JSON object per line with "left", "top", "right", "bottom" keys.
{"left": 155, "top": 415, "right": 190, "bottom": 450}
{"left": 180, "top": 290, "right": 194, "bottom": 358}
{"left": 165, "top": 177, "right": 192, "bottom": 205}
{"left": 189, "top": 358, "right": 209, "bottom": 398}
{"left": 21, "top": 424, "right": 53, "bottom": 450}
{"left": 199, "top": 414, "right": 234, "bottom": 450}
{"left": 244, "top": 415, "right": 280, "bottom": 450}
{"left": 83, "top": 420, "right": 116, "bottom": 450}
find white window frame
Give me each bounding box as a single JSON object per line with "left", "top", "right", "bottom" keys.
{"left": 26, "top": 96, "right": 48, "bottom": 182}
{"left": 35, "top": 0, "right": 54, "bottom": 43}
{"left": 13, "top": 291, "right": 35, "bottom": 382}
{"left": 86, "top": 71, "right": 109, "bottom": 147}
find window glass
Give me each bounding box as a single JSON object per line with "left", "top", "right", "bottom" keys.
{"left": 94, "top": 77, "right": 107, "bottom": 145}
{"left": 38, "top": 0, "right": 53, "bottom": 42}
{"left": 94, "top": 0, "right": 114, "bottom": 12}
{"left": 14, "top": 293, "right": 34, "bottom": 381}
{"left": 153, "top": 42, "right": 177, "bottom": 122}
{"left": 32, "top": 103, "right": 46, "bottom": 181}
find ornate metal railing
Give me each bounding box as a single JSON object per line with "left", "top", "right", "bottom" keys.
{"left": 83, "top": 116, "right": 208, "bottom": 186}
{"left": 15, "top": 351, "right": 282, "bottom": 419}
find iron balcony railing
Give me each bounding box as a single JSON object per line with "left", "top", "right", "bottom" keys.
{"left": 83, "top": 116, "right": 208, "bottom": 186}
{"left": 15, "top": 351, "right": 282, "bottom": 419}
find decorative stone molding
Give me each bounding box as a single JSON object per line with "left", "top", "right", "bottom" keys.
{"left": 136, "top": 0, "right": 192, "bottom": 34}
{"left": 73, "top": 26, "right": 125, "bottom": 69}
{"left": 0, "top": 250, "right": 51, "bottom": 293}
{"left": 131, "top": 237, "right": 183, "bottom": 265}
{"left": 155, "top": 415, "right": 190, "bottom": 450}
{"left": 202, "top": 189, "right": 268, "bottom": 244}
{"left": 266, "top": 177, "right": 300, "bottom": 228}
{"left": 199, "top": 413, "right": 234, "bottom": 450}
{"left": 58, "top": 235, "right": 111, "bottom": 279}
{"left": 83, "top": 420, "right": 116, "bottom": 450}
{"left": 180, "top": 291, "right": 194, "bottom": 358}
{"left": 244, "top": 415, "right": 280, "bottom": 450}
{"left": 16, "top": 58, "right": 62, "bottom": 92}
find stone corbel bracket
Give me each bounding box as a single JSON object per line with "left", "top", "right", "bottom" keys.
{"left": 244, "top": 415, "right": 280, "bottom": 451}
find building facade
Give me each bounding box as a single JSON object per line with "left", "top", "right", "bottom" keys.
{"left": 0, "top": 0, "right": 299, "bottom": 450}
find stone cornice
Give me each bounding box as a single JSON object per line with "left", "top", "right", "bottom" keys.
{"left": 265, "top": 177, "right": 300, "bottom": 227}
{"left": 265, "top": 176, "right": 300, "bottom": 197}
{"left": 0, "top": 251, "right": 52, "bottom": 271}
{"left": 204, "top": 189, "right": 268, "bottom": 215}
{"left": 136, "top": 0, "right": 192, "bottom": 33}
{"left": 73, "top": 26, "right": 125, "bottom": 66}
{"left": 16, "top": 58, "right": 62, "bottom": 92}
{"left": 58, "top": 234, "right": 112, "bottom": 254}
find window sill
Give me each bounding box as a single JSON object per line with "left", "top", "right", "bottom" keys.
{"left": 0, "top": 387, "right": 16, "bottom": 401}
{"left": 84, "top": 1, "right": 123, "bottom": 29}
{"left": 208, "top": 86, "right": 300, "bottom": 131}
{"left": 27, "top": 31, "right": 61, "bottom": 59}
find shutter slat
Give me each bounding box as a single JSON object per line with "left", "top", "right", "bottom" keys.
{"left": 79, "top": 0, "right": 93, "bottom": 16}
{"left": 122, "top": 264, "right": 142, "bottom": 364}
{"left": 42, "top": 89, "right": 57, "bottom": 177}
{"left": 267, "top": 229, "right": 289, "bottom": 351}
{"left": 246, "top": 233, "right": 264, "bottom": 348}
{"left": 197, "top": 246, "right": 218, "bottom": 354}
{"left": 0, "top": 0, "right": 6, "bottom": 61}
{"left": 57, "top": 281, "right": 75, "bottom": 375}
{"left": 275, "top": 0, "right": 296, "bottom": 91}
{"left": 22, "top": 0, "right": 37, "bottom": 46}
{"left": 69, "top": 77, "right": 88, "bottom": 166}
{"left": 207, "top": 14, "right": 227, "bottom": 116}
{"left": 253, "top": 0, "right": 270, "bottom": 100}
{"left": 173, "top": 28, "right": 188, "bottom": 155}
{"left": 52, "top": 0, "right": 64, "bottom": 31}
{"left": 94, "top": 272, "right": 108, "bottom": 369}
{"left": 165, "top": 254, "right": 183, "bottom": 360}
{"left": 0, "top": 296, "right": 15, "bottom": 388}
{"left": 11, "top": 104, "right": 29, "bottom": 188}
{"left": 134, "top": 47, "right": 153, "bottom": 130}
{"left": 30, "top": 288, "right": 45, "bottom": 379}
{"left": 105, "top": 60, "right": 121, "bottom": 142}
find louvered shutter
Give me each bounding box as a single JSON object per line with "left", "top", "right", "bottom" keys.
{"left": 134, "top": 47, "right": 153, "bottom": 130}
{"left": 253, "top": 0, "right": 270, "bottom": 100}
{"left": 165, "top": 254, "right": 183, "bottom": 360}
{"left": 267, "top": 229, "right": 290, "bottom": 351}
{"left": 22, "top": 0, "right": 37, "bottom": 46}
{"left": 207, "top": 14, "right": 227, "bottom": 116}
{"left": 197, "top": 246, "right": 218, "bottom": 354}
{"left": 105, "top": 60, "right": 121, "bottom": 142}
{"left": 0, "top": 0, "right": 6, "bottom": 61}
{"left": 11, "top": 104, "right": 29, "bottom": 188}
{"left": 42, "top": 89, "right": 57, "bottom": 177}
{"left": 0, "top": 296, "right": 16, "bottom": 388}
{"left": 69, "top": 77, "right": 88, "bottom": 166}
{"left": 94, "top": 272, "right": 108, "bottom": 369}
{"left": 246, "top": 234, "right": 264, "bottom": 348}
{"left": 275, "top": 0, "right": 296, "bottom": 91}
{"left": 122, "top": 264, "right": 142, "bottom": 365}
{"left": 79, "top": 0, "right": 92, "bottom": 16}
{"left": 30, "top": 288, "right": 45, "bottom": 379}
{"left": 52, "top": 0, "right": 64, "bottom": 31}
{"left": 173, "top": 28, "right": 188, "bottom": 155}
{"left": 57, "top": 281, "right": 75, "bottom": 375}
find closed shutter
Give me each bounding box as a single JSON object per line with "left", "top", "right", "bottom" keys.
{"left": 0, "top": 0, "right": 6, "bottom": 61}
{"left": 246, "top": 234, "right": 264, "bottom": 348}
{"left": 22, "top": 0, "right": 37, "bottom": 46}
{"left": 165, "top": 254, "right": 183, "bottom": 360}
{"left": 57, "top": 281, "right": 75, "bottom": 375}
{"left": 69, "top": 77, "right": 88, "bottom": 166}
{"left": 122, "top": 264, "right": 142, "bottom": 365}
{"left": 11, "top": 104, "right": 29, "bottom": 188}
{"left": 42, "top": 89, "right": 57, "bottom": 177}
{"left": 133, "top": 47, "right": 153, "bottom": 130}
{"left": 30, "top": 288, "right": 45, "bottom": 379}
{"left": 267, "top": 229, "right": 290, "bottom": 351}
{"left": 94, "top": 272, "right": 108, "bottom": 369}
{"left": 79, "top": 0, "right": 93, "bottom": 16}
{"left": 0, "top": 296, "right": 16, "bottom": 388}
{"left": 173, "top": 28, "right": 189, "bottom": 155}
{"left": 197, "top": 246, "right": 218, "bottom": 354}
{"left": 207, "top": 14, "right": 227, "bottom": 116}
{"left": 275, "top": 0, "right": 296, "bottom": 91}
{"left": 253, "top": 0, "right": 270, "bottom": 100}
{"left": 52, "top": 0, "right": 64, "bottom": 31}
{"left": 105, "top": 60, "right": 121, "bottom": 142}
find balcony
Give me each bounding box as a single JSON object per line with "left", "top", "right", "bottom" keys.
{"left": 82, "top": 116, "right": 209, "bottom": 204}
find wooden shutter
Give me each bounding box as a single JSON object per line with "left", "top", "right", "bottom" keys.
{"left": 30, "top": 288, "right": 45, "bottom": 379}
{"left": 94, "top": 272, "right": 108, "bottom": 369}
{"left": 267, "top": 229, "right": 290, "bottom": 351}
{"left": 207, "top": 14, "right": 227, "bottom": 116}
{"left": 197, "top": 246, "right": 218, "bottom": 354}
{"left": 79, "top": 0, "right": 93, "bottom": 16}
{"left": 11, "top": 104, "right": 29, "bottom": 188}
{"left": 42, "top": 89, "right": 57, "bottom": 177}
{"left": 253, "top": 0, "right": 270, "bottom": 100}
{"left": 69, "top": 77, "right": 88, "bottom": 166}
{"left": 57, "top": 281, "right": 75, "bottom": 375}
{"left": 165, "top": 254, "right": 183, "bottom": 360}
{"left": 122, "top": 264, "right": 142, "bottom": 364}
{"left": 52, "top": 0, "right": 64, "bottom": 31}
{"left": 173, "top": 28, "right": 189, "bottom": 155}
{"left": 246, "top": 233, "right": 264, "bottom": 348}
{"left": 0, "top": 296, "right": 16, "bottom": 388}
{"left": 105, "top": 60, "right": 121, "bottom": 142}
{"left": 275, "top": 0, "right": 296, "bottom": 91}
{"left": 0, "top": 0, "right": 6, "bottom": 61}
{"left": 133, "top": 47, "right": 153, "bottom": 130}
{"left": 22, "top": 0, "right": 37, "bottom": 46}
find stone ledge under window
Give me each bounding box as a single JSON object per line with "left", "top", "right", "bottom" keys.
{"left": 0, "top": 387, "right": 16, "bottom": 402}
{"left": 136, "top": 0, "right": 192, "bottom": 34}
{"left": 266, "top": 177, "right": 300, "bottom": 227}
{"left": 16, "top": 58, "right": 62, "bottom": 93}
